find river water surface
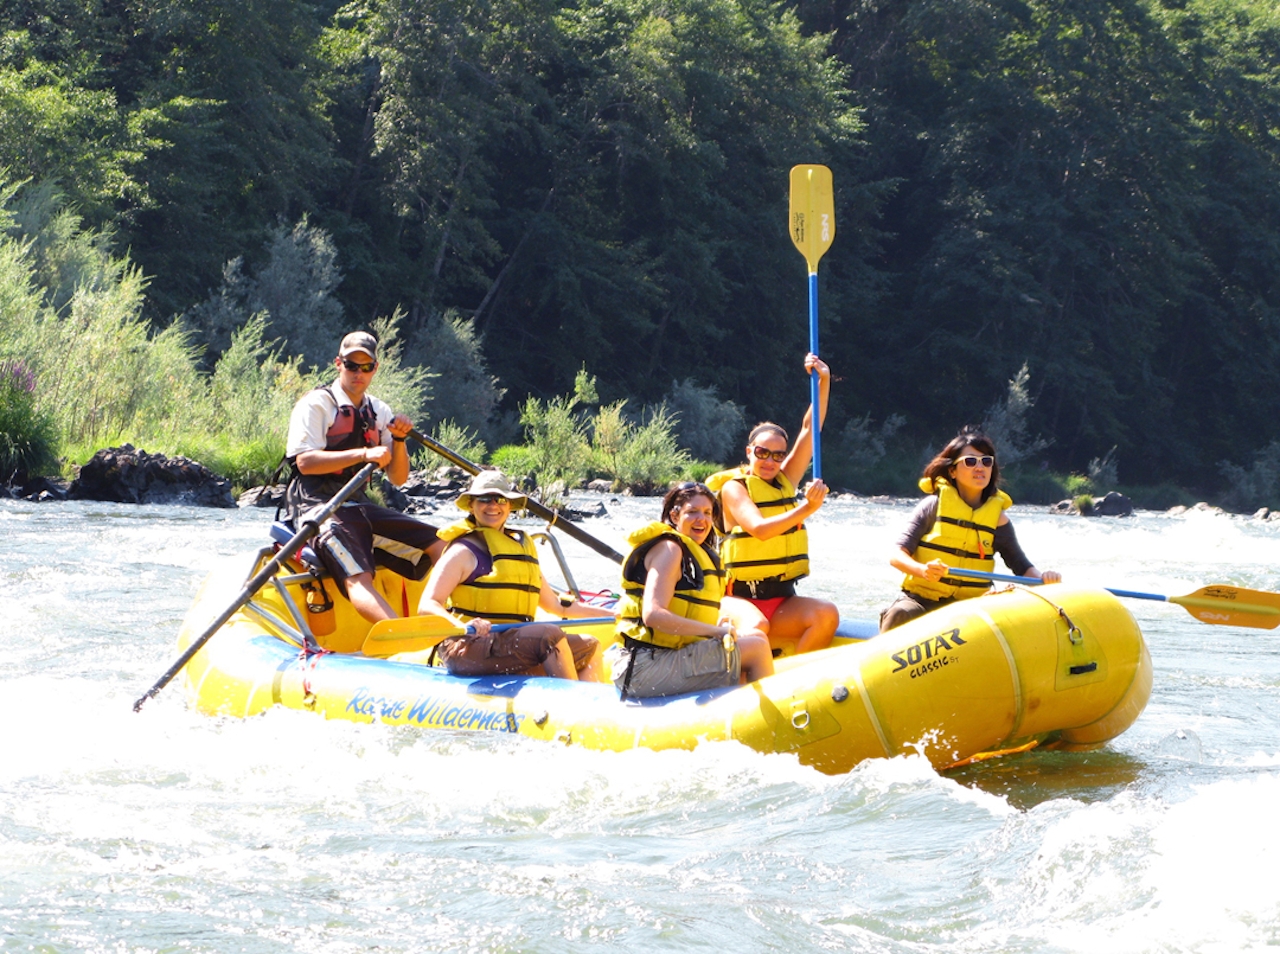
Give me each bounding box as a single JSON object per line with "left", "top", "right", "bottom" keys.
{"left": 2, "top": 494, "right": 1278, "bottom": 952}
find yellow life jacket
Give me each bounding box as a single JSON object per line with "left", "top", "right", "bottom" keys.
{"left": 614, "top": 522, "right": 725, "bottom": 650}
{"left": 437, "top": 517, "right": 541, "bottom": 623}
{"left": 903, "top": 477, "right": 1013, "bottom": 601}
{"left": 705, "top": 466, "right": 810, "bottom": 584}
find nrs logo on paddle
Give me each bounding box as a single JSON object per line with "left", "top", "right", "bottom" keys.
{"left": 890, "top": 628, "right": 966, "bottom": 679}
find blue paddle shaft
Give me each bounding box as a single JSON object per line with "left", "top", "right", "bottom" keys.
{"left": 481, "top": 617, "right": 616, "bottom": 635}
{"left": 808, "top": 271, "right": 821, "bottom": 480}
{"left": 946, "top": 567, "right": 1167, "bottom": 603}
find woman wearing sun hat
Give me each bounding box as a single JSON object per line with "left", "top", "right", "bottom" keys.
{"left": 417, "top": 470, "right": 608, "bottom": 680}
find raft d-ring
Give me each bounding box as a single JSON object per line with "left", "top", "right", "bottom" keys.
{"left": 790, "top": 705, "right": 811, "bottom": 730}
{"left": 1025, "top": 587, "right": 1084, "bottom": 645}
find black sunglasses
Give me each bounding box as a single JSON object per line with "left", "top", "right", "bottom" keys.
{"left": 751, "top": 446, "right": 788, "bottom": 463}
{"left": 472, "top": 494, "right": 511, "bottom": 505}
{"left": 341, "top": 359, "right": 377, "bottom": 373}
{"left": 954, "top": 455, "right": 994, "bottom": 468}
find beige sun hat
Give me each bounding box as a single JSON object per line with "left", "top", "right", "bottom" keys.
{"left": 456, "top": 469, "right": 528, "bottom": 511}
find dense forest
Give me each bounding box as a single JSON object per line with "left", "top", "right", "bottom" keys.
{"left": 2, "top": 0, "right": 1280, "bottom": 502}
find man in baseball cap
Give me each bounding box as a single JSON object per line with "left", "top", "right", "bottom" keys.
{"left": 284, "top": 331, "right": 443, "bottom": 624}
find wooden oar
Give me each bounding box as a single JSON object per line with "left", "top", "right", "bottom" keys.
{"left": 948, "top": 567, "right": 1280, "bottom": 629}
{"left": 362, "top": 615, "right": 617, "bottom": 658}
{"left": 133, "top": 462, "right": 380, "bottom": 711}
{"left": 408, "top": 427, "right": 624, "bottom": 565}
{"left": 788, "top": 164, "right": 835, "bottom": 480}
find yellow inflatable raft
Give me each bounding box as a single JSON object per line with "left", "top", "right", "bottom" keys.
{"left": 176, "top": 548, "right": 1151, "bottom": 774}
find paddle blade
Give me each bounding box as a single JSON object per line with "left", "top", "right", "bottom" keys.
{"left": 789, "top": 164, "right": 835, "bottom": 273}
{"left": 1169, "top": 586, "right": 1280, "bottom": 629}
{"left": 361, "top": 615, "right": 466, "bottom": 657}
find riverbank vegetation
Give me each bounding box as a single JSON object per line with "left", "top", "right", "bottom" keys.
{"left": 3, "top": 0, "right": 1280, "bottom": 510}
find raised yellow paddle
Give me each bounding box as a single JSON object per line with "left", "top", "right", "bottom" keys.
{"left": 789, "top": 164, "right": 835, "bottom": 479}
{"left": 948, "top": 568, "right": 1280, "bottom": 629}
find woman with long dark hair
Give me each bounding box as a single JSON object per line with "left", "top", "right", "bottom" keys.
{"left": 879, "top": 428, "right": 1061, "bottom": 632}
{"left": 611, "top": 482, "right": 774, "bottom": 699}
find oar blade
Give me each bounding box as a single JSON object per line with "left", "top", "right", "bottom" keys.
{"left": 789, "top": 164, "right": 835, "bottom": 273}
{"left": 1170, "top": 586, "right": 1280, "bottom": 630}
{"left": 362, "top": 616, "right": 466, "bottom": 657}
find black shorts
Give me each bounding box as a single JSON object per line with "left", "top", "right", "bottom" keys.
{"left": 318, "top": 503, "right": 439, "bottom": 592}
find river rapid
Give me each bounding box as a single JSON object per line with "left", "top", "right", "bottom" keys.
{"left": 2, "top": 494, "right": 1279, "bottom": 952}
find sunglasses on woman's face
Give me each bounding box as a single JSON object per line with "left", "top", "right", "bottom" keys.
{"left": 954, "top": 455, "right": 995, "bottom": 468}
{"left": 473, "top": 494, "right": 510, "bottom": 505}
{"left": 751, "top": 446, "right": 787, "bottom": 463}
{"left": 342, "top": 359, "right": 377, "bottom": 373}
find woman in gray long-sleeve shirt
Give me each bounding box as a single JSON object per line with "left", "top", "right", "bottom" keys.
{"left": 879, "top": 428, "right": 1060, "bottom": 632}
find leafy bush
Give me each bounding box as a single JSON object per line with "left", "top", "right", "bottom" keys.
{"left": 1121, "top": 482, "right": 1194, "bottom": 512}
{"left": 1001, "top": 466, "right": 1070, "bottom": 505}
{"left": 0, "top": 358, "right": 58, "bottom": 482}
{"left": 184, "top": 217, "right": 346, "bottom": 371}
{"left": 517, "top": 393, "right": 592, "bottom": 498}
{"left": 591, "top": 402, "right": 691, "bottom": 494}
{"left": 981, "top": 363, "right": 1051, "bottom": 466}
{"left": 660, "top": 379, "right": 745, "bottom": 463}
{"left": 415, "top": 420, "right": 488, "bottom": 472}
{"left": 1064, "top": 473, "right": 1092, "bottom": 496}
{"left": 826, "top": 412, "right": 908, "bottom": 492}
{"left": 1218, "top": 440, "right": 1280, "bottom": 512}
{"left": 410, "top": 310, "right": 505, "bottom": 440}
{"left": 490, "top": 444, "right": 538, "bottom": 486}
{"left": 1088, "top": 446, "right": 1119, "bottom": 490}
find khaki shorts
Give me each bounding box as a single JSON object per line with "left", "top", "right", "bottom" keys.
{"left": 613, "top": 638, "right": 741, "bottom": 699}
{"left": 879, "top": 590, "right": 951, "bottom": 633}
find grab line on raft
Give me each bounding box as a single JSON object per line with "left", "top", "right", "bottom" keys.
{"left": 851, "top": 663, "right": 892, "bottom": 758}
{"left": 972, "top": 605, "right": 1024, "bottom": 740}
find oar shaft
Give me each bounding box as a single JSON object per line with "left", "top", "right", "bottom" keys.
{"left": 133, "top": 462, "right": 379, "bottom": 712}
{"left": 409, "top": 428, "right": 624, "bottom": 565}
{"left": 948, "top": 567, "right": 1168, "bottom": 603}
{"left": 808, "top": 271, "right": 822, "bottom": 481}
{"left": 489, "top": 616, "right": 615, "bottom": 634}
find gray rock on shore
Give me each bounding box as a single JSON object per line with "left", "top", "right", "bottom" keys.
{"left": 68, "top": 445, "right": 235, "bottom": 508}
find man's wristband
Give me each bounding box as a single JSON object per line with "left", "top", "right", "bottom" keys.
{"left": 392, "top": 436, "right": 406, "bottom": 443}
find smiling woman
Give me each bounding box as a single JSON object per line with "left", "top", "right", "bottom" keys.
{"left": 416, "top": 469, "right": 609, "bottom": 680}
{"left": 610, "top": 482, "right": 774, "bottom": 699}
{"left": 706, "top": 353, "right": 839, "bottom": 656}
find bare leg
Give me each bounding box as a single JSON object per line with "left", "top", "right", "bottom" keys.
{"left": 736, "top": 631, "right": 774, "bottom": 683}
{"left": 721, "top": 595, "right": 770, "bottom": 638}
{"left": 344, "top": 571, "right": 397, "bottom": 623}
{"left": 768, "top": 596, "right": 839, "bottom": 654}
{"left": 542, "top": 637, "right": 579, "bottom": 680}
{"left": 576, "top": 641, "right": 605, "bottom": 682}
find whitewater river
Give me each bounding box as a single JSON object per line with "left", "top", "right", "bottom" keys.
{"left": 2, "top": 493, "right": 1278, "bottom": 952}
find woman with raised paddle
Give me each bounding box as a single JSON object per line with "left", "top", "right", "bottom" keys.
{"left": 417, "top": 470, "right": 606, "bottom": 681}
{"left": 705, "top": 354, "right": 838, "bottom": 655}
{"left": 879, "top": 428, "right": 1061, "bottom": 632}
{"left": 612, "top": 482, "right": 774, "bottom": 699}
